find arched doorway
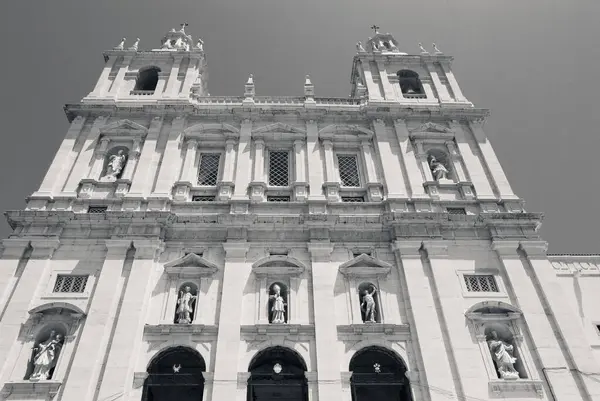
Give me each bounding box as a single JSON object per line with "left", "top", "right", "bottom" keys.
{"left": 349, "top": 346, "right": 412, "bottom": 401}
{"left": 142, "top": 346, "right": 206, "bottom": 401}
{"left": 247, "top": 346, "right": 308, "bottom": 401}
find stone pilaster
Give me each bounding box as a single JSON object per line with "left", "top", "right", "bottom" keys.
{"left": 211, "top": 241, "right": 250, "bottom": 401}
{"left": 179, "top": 56, "right": 200, "bottom": 98}
{"left": 60, "top": 240, "right": 132, "bottom": 401}
{"left": 391, "top": 240, "right": 459, "bottom": 401}
{"left": 173, "top": 139, "right": 198, "bottom": 201}
{"left": 376, "top": 61, "right": 395, "bottom": 100}
{"left": 249, "top": 138, "right": 266, "bottom": 202}
{"left": 87, "top": 137, "right": 111, "bottom": 181}
{"left": 96, "top": 239, "right": 164, "bottom": 401}
{"left": 424, "top": 62, "right": 452, "bottom": 102}
{"left": 306, "top": 120, "right": 326, "bottom": 204}
{"left": 322, "top": 140, "right": 339, "bottom": 202}
{"left": 372, "top": 119, "right": 407, "bottom": 201}
{"left": 127, "top": 116, "right": 164, "bottom": 199}
{"left": 165, "top": 54, "right": 184, "bottom": 97}
{"left": 307, "top": 241, "right": 342, "bottom": 401}
{"left": 361, "top": 140, "right": 383, "bottom": 201}
{"left": 393, "top": 119, "right": 427, "bottom": 199}
{"left": 152, "top": 116, "right": 185, "bottom": 201}
{"left": 217, "top": 138, "right": 237, "bottom": 200}
{"left": 0, "top": 239, "right": 31, "bottom": 317}
{"left": 293, "top": 139, "right": 308, "bottom": 201}
{"left": 87, "top": 56, "right": 118, "bottom": 98}
{"left": 440, "top": 62, "right": 469, "bottom": 103}
{"left": 231, "top": 119, "right": 253, "bottom": 203}
{"left": 108, "top": 55, "right": 133, "bottom": 98}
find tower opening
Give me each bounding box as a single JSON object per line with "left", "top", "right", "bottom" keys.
{"left": 247, "top": 346, "right": 308, "bottom": 401}
{"left": 397, "top": 70, "right": 424, "bottom": 96}
{"left": 134, "top": 67, "right": 160, "bottom": 92}
{"left": 349, "top": 346, "right": 412, "bottom": 401}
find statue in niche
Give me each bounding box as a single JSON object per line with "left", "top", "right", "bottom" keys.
{"left": 176, "top": 286, "right": 197, "bottom": 324}
{"left": 487, "top": 330, "right": 520, "bottom": 379}
{"left": 29, "top": 331, "right": 64, "bottom": 381}
{"left": 360, "top": 285, "right": 377, "bottom": 323}
{"left": 102, "top": 149, "right": 128, "bottom": 182}
{"left": 429, "top": 155, "right": 450, "bottom": 181}
{"left": 269, "top": 284, "right": 286, "bottom": 324}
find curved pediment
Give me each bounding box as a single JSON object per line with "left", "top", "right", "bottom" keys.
{"left": 318, "top": 124, "right": 374, "bottom": 141}
{"left": 183, "top": 123, "right": 240, "bottom": 136}
{"left": 465, "top": 301, "right": 522, "bottom": 321}
{"left": 252, "top": 122, "right": 306, "bottom": 135}
{"left": 339, "top": 254, "right": 392, "bottom": 278}
{"left": 29, "top": 301, "right": 86, "bottom": 316}
{"left": 252, "top": 255, "right": 305, "bottom": 277}
{"left": 99, "top": 119, "right": 148, "bottom": 137}
{"left": 164, "top": 253, "right": 219, "bottom": 278}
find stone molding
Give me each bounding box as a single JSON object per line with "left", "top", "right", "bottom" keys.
{"left": 132, "top": 372, "right": 149, "bottom": 388}
{"left": 143, "top": 324, "right": 218, "bottom": 336}
{"left": 163, "top": 252, "right": 219, "bottom": 278}
{"left": 1, "top": 381, "right": 62, "bottom": 398}
{"left": 240, "top": 324, "right": 315, "bottom": 336}
{"left": 251, "top": 255, "right": 305, "bottom": 277}
{"left": 337, "top": 324, "right": 409, "bottom": 336}
{"left": 488, "top": 379, "right": 544, "bottom": 398}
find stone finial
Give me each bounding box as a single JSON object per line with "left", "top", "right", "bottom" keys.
{"left": 418, "top": 43, "right": 429, "bottom": 54}
{"left": 246, "top": 74, "right": 254, "bottom": 85}
{"left": 304, "top": 75, "right": 312, "bottom": 86}
{"left": 114, "top": 37, "right": 126, "bottom": 50}
{"left": 304, "top": 75, "right": 314, "bottom": 98}
{"left": 244, "top": 74, "right": 255, "bottom": 99}
{"left": 195, "top": 38, "right": 204, "bottom": 51}
{"left": 356, "top": 41, "right": 365, "bottom": 52}
{"left": 180, "top": 22, "right": 188, "bottom": 33}
{"left": 432, "top": 43, "right": 443, "bottom": 54}
{"left": 128, "top": 38, "right": 140, "bottom": 51}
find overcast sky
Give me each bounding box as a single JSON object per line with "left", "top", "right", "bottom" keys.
{"left": 0, "top": 0, "right": 598, "bottom": 253}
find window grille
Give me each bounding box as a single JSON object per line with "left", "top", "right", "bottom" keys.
{"left": 447, "top": 208, "right": 467, "bottom": 215}
{"left": 341, "top": 196, "right": 365, "bottom": 203}
{"left": 463, "top": 275, "right": 499, "bottom": 292}
{"left": 267, "top": 196, "right": 290, "bottom": 202}
{"left": 197, "top": 153, "right": 221, "bottom": 186}
{"left": 53, "top": 275, "right": 88, "bottom": 293}
{"left": 337, "top": 155, "right": 360, "bottom": 187}
{"left": 268, "top": 151, "right": 289, "bottom": 187}
{"left": 88, "top": 206, "right": 107, "bottom": 214}
{"left": 192, "top": 195, "right": 215, "bottom": 202}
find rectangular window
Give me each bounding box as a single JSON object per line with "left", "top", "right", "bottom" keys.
{"left": 197, "top": 153, "right": 221, "bottom": 186}
{"left": 447, "top": 207, "right": 467, "bottom": 215}
{"left": 53, "top": 275, "right": 88, "bottom": 293}
{"left": 341, "top": 196, "right": 365, "bottom": 203}
{"left": 268, "top": 151, "right": 290, "bottom": 187}
{"left": 463, "top": 275, "right": 499, "bottom": 292}
{"left": 267, "top": 196, "right": 291, "bottom": 202}
{"left": 192, "top": 195, "right": 215, "bottom": 202}
{"left": 88, "top": 206, "right": 108, "bottom": 214}
{"left": 337, "top": 155, "right": 360, "bottom": 187}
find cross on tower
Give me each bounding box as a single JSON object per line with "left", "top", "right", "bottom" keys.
{"left": 370, "top": 25, "right": 380, "bottom": 34}
{"left": 180, "top": 22, "right": 189, "bottom": 33}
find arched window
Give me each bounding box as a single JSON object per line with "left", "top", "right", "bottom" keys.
{"left": 25, "top": 325, "right": 67, "bottom": 381}
{"left": 268, "top": 282, "right": 288, "bottom": 324}
{"left": 134, "top": 67, "right": 160, "bottom": 92}
{"left": 397, "top": 70, "right": 425, "bottom": 97}
{"left": 142, "top": 346, "right": 206, "bottom": 401}
{"left": 247, "top": 346, "right": 308, "bottom": 401}
{"left": 174, "top": 282, "right": 198, "bottom": 324}
{"left": 349, "top": 346, "right": 412, "bottom": 401}
{"left": 358, "top": 282, "right": 381, "bottom": 323}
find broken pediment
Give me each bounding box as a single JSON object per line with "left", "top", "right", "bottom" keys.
{"left": 99, "top": 119, "right": 148, "bottom": 137}
{"left": 252, "top": 255, "right": 305, "bottom": 277}
{"left": 409, "top": 122, "right": 453, "bottom": 134}
{"left": 163, "top": 253, "right": 219, "bottom": 278}
{"left": 338, "top": 254, "right": 392, "bottom": 278}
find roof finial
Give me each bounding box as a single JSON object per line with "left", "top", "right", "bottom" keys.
{"left": 356, "top": 41, "right": 365, "bottom": 52}
{"left": 370, "top": 25, "right": 380, "bottom": 35}
{"left": 180, "top": 22, "right": 189, "bottom": 33}
{"left": 418, "top": 43, "right": 429, "bottom": 55}
{"left": 246, "top": 74, "right": 254, "bottom": 84}
{"left": 114, "top": 37, "right": 126, "bottom": 50}
{"left": 195, "top": 37, "right": 204, "bottom": 51}
{"left": 432, "top": 43, "right": 443, "bottom": 54}
{"left": 128, "top": 38, "right": 140, "bottom": 51}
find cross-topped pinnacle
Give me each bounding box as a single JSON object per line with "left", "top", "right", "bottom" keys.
{"left": 370, "top": 25, "right": 380, "bottom": 34}
{"left": 180, "top": 22, "right": 189, "bottom": 33}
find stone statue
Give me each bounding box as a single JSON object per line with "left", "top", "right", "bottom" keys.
{"left": 195, "top": 38, "right": 204, "bottom": 51}
{"left": 114, "top": 38, "right": 126, "bottom": 50}
{"left": 361, "top": 285, "right": 377, "bottom": 323}
{"left": 176, "top": 286, "right": 197, "bottom": 324}
{"left": 269, "top": 284, "right": 286, "bottom": 324}
{"left": 487, "top": 331, "right": 520, "bottom": 379}
{"left": 29, "top": 331, "right": 64, "bottom": 381}
{"left": 356, "top": 41, "right": 365, "bottom": 52}
{"left": 129, "top": 38, "right": 140, "bottom": 51}
{"left": 102, "top": 150, "right": 128, "bottom": 181}
{"left": 429, "top": 155, "right": 450, "bottom": 181}
{"left": 418, "top": 42, "right": 429, "bottom": 54}
{"left": 433, "top": 43, "right": 443, "bottom": 54}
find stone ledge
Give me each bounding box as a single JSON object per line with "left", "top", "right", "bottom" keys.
{"left": 241, "top": 324, "right": 315, "bottom": 336}
{"left": 1, "top": 380, "right": 62, "bottom": 397}
{"left": 143, "top": 324, "right": 218, "bottom": 336}
{"left": 337, "top": 324, "right": 410, "bottom": 335}
{"left": 488, "top": 378, "right": 543, "bottom": 397}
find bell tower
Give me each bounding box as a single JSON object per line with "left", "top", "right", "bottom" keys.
{"left": 351, "top": 26, "right": 470, "bottom": 105}
{"left": 82, "top": 23, "right": 208, "bottom": 103}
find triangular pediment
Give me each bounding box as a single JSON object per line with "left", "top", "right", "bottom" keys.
{"left": 252, "top": 122, "right": 306, "bottom": 135}
{"left": 100, "top": 119, "right": 148, "bottom": 136}
{"left": 409, "top": 122, "right": 453, "bottom": 134}
{"left": 163, "top": 253, "right": 218, "bottom": 278}
{"left": 339, "top": 254, "right": 392, "bottom": 278}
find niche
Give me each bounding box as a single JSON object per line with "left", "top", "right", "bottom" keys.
{"left": 25, "top": 324, "right": 67, "bottom": 381}
{"left": 174, "top": 282, "right": 199, "bottom": 324}
{"left": 358, "top": 282, "right": 381, "bottom": 323}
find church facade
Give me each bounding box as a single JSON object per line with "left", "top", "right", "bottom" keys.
{"left": 0, "top": 25, "right": 599, "bottom": 401}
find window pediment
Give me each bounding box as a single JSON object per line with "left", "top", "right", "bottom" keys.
{"left": 99, "top": 119, "right": 148, "bottom": 138}
{"left": 183, "top": 123, "right": 240, "bottom": 140}
{"left": 29, "top": 302, "right": 86, "bottom": 317}
{"left": 409, "top": 122, "right": 454, "bottom": 140}
{"left": 252, "top": 255, "right": 305, "bottom": 277}
{"left": 465, "top": 301, "right": 522, "bottom": 322}
{"left": 163, "top": 253, "right": 219, "bottom": 278}
{"left": 339, "top": 254, "right": 392, "bottom": 278}
{"left": 319, "top": 124, "right": 373, "bottom": 142}
{"left": 252, "top": 122, "right": 306, "bottom": 135}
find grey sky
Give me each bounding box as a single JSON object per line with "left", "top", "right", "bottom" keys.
{"left": 1, "top": 0, "right": 598, "bottom": 253}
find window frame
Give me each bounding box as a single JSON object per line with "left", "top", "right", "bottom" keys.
{"left": 456, "top": 269, "right": 507, "bottom": 299}
{"left": 41, "top": 270, "right": 94, "bottom": 300}
{"left": 195, "top": 151, "right": 224, "bottom": 188}
{"left": 335, "top": 152, "right": 363, "bottom": 188}
{"left": 266, "top": 148, "right": 292, "bottom": 188}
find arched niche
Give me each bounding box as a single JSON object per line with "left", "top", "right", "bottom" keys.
{"left": 252, "top": 256, "right": 305, "bottom": 325}
{"left": 24, "top": 324, "right": 67, "bottom": 381}
{"left": 142, "top": 346, "right": 206, "bottom": 401}
{"left": 465, "top": 301, "right": 537, "bottom": 384}
{"left": 100, "top": 145, "right": 129, "bottom": 182}
{"left": 174, "top": 282, "right": 198, "bottom": 324}
{"left": 247, "top": 346, "right": 308, "bottom": 401}
{"left": 134, "top": 66, "right": 161, "bottom": 92}
{"left": 349, "top": 346, "right": 413, "bottom": 401}
{"left": 357, "top": 282, "right": 381, "bottom": 323}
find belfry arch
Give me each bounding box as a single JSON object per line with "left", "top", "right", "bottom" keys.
{"left": 349, "top": 346, "right": 413, "bottom": 401}
{"left": 247, "top": 346, "right": 308, "bottom": 401}
{"left": 141, "top": 346, "right": 206, "bottom": 401}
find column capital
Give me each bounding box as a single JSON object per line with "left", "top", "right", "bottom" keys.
{"left": 104, "top": 239, "right": 132, "bottom": 256}
{"left": 307, "top": 241, "right": 334, "bottom": 261}
{"left": 519, "top": 240, "right": 548, "bottom": 258}
{"left": 321, "top": 139, "right": 333, "bottom": 149}
{"left": 1, "top": 238, "right": 31, "bottom": 258}
{"left": 490, "top": 240, "right": 520, "bottom": 257}
{"left": 225, "top": 138, "right": 237, "bottom": 148}
{"left": 360, "top": 140, "right": 372, "bottom": 149}
{"left": 186, "top": 139, "right": 198, "bottom": 149}
{"left": 133, "top": 239, "right": 165, "bottom": 259}
{"left": 29, "top": 238, "right": 61, "bottom": 259}
{"left": 373, "top": 118, "right": 385, "bottom": 126}
{"left": 422, "top": 241, "right": 449, "bottom": 257}
{"left": 391, "top": 240, "right": 423, "bottom": 257}
{"left": 293, "top": 139, "right": 305, "bottom": 149}
{"left": 394, "top": 118, "right": 407, "bottom": 126}
{"left": 254, "top": 138, "right": 265, "bottom": 148}
{"left": 222, "top": 241, "right": 249, "bottom": 260}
